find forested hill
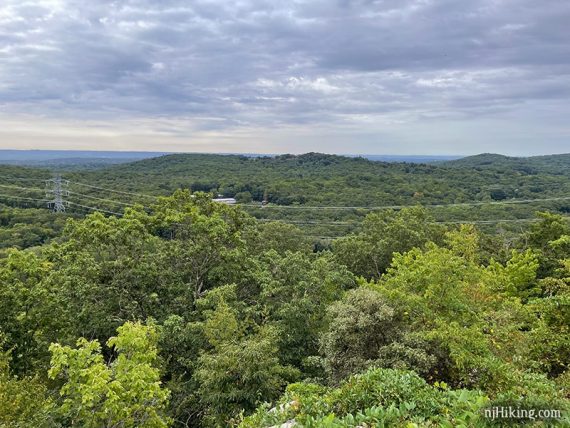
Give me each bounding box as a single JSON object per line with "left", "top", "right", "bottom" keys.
{"left": 2, "top": 152, "right": 570, "bottom": 250}
{"left": 445, "top": 152, "right": 570, "bottom": 174}
{"left": 66, "top": 152, "right": 570, "bottom": 207}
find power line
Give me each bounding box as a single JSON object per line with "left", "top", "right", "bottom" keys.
{"left": 0, "top": 176, "right": 158, "bottom": 200}
{"left": 0, "top": 194, "right": 52, "bottom": 212}
{"left": 0, "top": 182, "right": 140, "bottom": 209}
{"left": 0, "top": 175, "right": 48, "bottom": 182}
{"left": 2, "top": 173, "right": 570, "bottom": 210}
{"left": 71, "top": 182, "right": 158, "bottom": 200}
{"left": 0, "top": 183, "right": 46, "bottom": 192}
{"left": 439, "top": 218, "right": 541, "bottom": 225}
{"left": 256, "top": 217, "right": 557, "bottom": 227}
{"left": 2, "top": 176, "right": 568, "bottom": 227}
{"left": 68, "top": 191, "right": 139, "bottom": 207}
{"left": 257, "top": 219, "right": 355, "bottom": 225}
{"left": 241, "top": 195, "right": 570, "bottom": 211}
{"left": 5, "top": 176, "right": 569, "bottom": 211}
{"left": 0, "top": 193, "right": 51, "bottom": 203}
{"left": 67, "top": 201, "right": 124, "bottom": 217}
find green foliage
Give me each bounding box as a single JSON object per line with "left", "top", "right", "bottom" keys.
{"left": 202, "top": 300, "right": 242, "bottom": 348}
{"left": 48, "top": 321, "right": 171, "bottom": 428}
{"left": 528, "top": 212, "right": 570, "bottom": 250}
{"left": 485, "top": 249, "right": 541, "bottom": 300}
{"left": 239, "top": 368, "right": 490, "bottom": 427}
{"left": 445, "top": 224, "right": 481, "bottom": 263}
{"left": 527, "top": 288, "right": 570, "bottom": 376}
{"left": 1, "top": 155, "right": 570, "bottom": 427}
{"left": 0, "top": 339, "right": 53, "bottom": 428}
{"left": 157, "top": 315, "right": 206, "bottom": 427}
{"left": 43, "top": 212, "right": 175, "bottom": 343}
{"left": 0, "top": 250, "right": 61, "bottom": 374}
{"left": 368, "top": 241, "right": 565, "bottom": 401}
{"left": 135, "top": 190, "right": 250, "bottom": 303}
{"left": 320, "top": 288, "right": 412, "bottom": 382}
{"left": 333, "top": 207, "right": 444, "bottom": 278}
{"left": 243, "top": 221, "right": 313, "bottom": 255}
{"left": 0, "top": 206, "right": 69, "bottom": 254}
{"left": 255, "top": 250, "right": 355, "bottom": 368}
{"left": 378, "top": 243, "right": 483, "bottom": 324}
{"left": 195, "top": 326, "right": 299, "bottom": 427}
{"left": 528, "top": 212, "right": 570, "bottom": 278}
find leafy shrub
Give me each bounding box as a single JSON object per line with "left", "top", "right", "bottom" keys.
{"left": 239, "top": 368, "right": 490, "bottom": 427}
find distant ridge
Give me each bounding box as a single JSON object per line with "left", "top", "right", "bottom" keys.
{"left": 0, "top": 150, "right": 463, "bottom": 167}
{"left": 2, "top": 151, "right": 570, "bottom": 215}
{"left": 2, "top": 150, "right": 569, "bottom": 170}
{"left": 0, "top": 150, "right": 168, "bottom": 162}
{"left": 443, "top": 153, "right": 570, "bottom": 178}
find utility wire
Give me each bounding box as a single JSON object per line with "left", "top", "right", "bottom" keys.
{"left": 71, "top": 182, "right": 158, "bottom": 200}
{"left": 240, "top": 195, "right": 570, "bottom": 211}
{"left": 0, "top": 183, "right": 141, "bottom": 208}
{"left": 0, "top": 183, "right": 45, "bottom": 192}
{"left": 68, "top": 191, "right": 139, "bottom": 207}
{"left": 0, "top": 193, "right": 51, "bottom": 203}
{"left": 2, "top": 173, "right": 570, "bottom": 209}
{"left": 257, "top": 217, "right": 560, "bottom": 227}
{"left": 439, "top": 218, "right": 541, "bottom": 225}
{"left": 67, "top": 201, "right": 124, "bottom": 217}
{"left": 0, "top": 175, "right": 48, "bottom": 182}
{"left": 4, "top": 176, "right": 569, "bottom": 211}
{"left": 2, "top": 179, "right": 568, "bottom": 227}
{"left": 257, "top": 219, "right": 355, "bottom": 225}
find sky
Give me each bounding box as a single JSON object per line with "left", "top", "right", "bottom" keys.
{"left": 0, "top": 0, "right": 569, "bottom": 156}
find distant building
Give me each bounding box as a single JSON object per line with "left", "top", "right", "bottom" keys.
{"left": 212, "top": 197, "right": 237, "bottom": 205}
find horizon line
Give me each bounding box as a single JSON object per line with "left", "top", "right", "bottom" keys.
{"left": 3, "top": 148, "right": 569, "bottom": 158}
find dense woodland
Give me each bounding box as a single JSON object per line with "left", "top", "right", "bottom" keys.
{"left": 0, "top": 153, "right": 569, "bottom": 426}
{"left": 2, "top": 152, "right": 570, "bottom": 250}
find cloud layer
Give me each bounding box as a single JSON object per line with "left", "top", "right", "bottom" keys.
{"left": 0, "top": 0, "right": 569, "bottom": 154}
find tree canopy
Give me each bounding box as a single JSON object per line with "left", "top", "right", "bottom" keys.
{"left": 0, "top": 154, "right": 569, "bottom": 427}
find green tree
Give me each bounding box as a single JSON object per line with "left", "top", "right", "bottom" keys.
{"left": 485, "top": 249, "right": 540, "bottom": 300}
{"left": 528, "top": 212, "right": 570, "bottom": 278}
{"left": 321, "top": 288, "right": 399, "bottom": 382}
{"left": 195, "top": 325, "right": 298, "bottom": 427}
{"left": 48, "top": 322, "right": 171, "bottom": 428}
{"left": 234, "top": 191, "right": 253, "bottom": 204}
{"left": 243, "top": 221, "right": 312, "bottom": 255}
{"left": 0, "top": 335, "right": 53, "bottom": 428}
{"left": 371, "top": 241, "right": 565, "bottom": 397}
{"left": 333, "top": 207, "right": 444, "bottom": 279}
{"left": 256, "top": 251, "right": 354, "bottom": 368}
{"left": 137, "top": 191, "right": 250, "bottom": 304}
{"left": 0, "top": 250, "right": 62, "bottom": 375}
{"left": 320, "top": 287, "right": 438, "bottom": 384}
{"left": 445, "top": 223, "right": 480, "bottom": 263}
{"left": 44, "top": 213, "right": 175, "bottom": 342}
{"left": 528, "top": 260, "right": 570, "bottom": 377}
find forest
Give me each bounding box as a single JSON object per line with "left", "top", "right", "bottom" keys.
{"left": 2, "top": 152, "right": 570, "bottom": 252}
{"left": 0, "top": 153, "right": 569, "bottom": 427}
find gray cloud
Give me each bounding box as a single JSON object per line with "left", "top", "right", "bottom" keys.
{"left": 0, "top": 0, "right": 569, "bottom": 154}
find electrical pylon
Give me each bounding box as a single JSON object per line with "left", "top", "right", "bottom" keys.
{"left": 46, "top": 175, "right": 69, "bottom": 213}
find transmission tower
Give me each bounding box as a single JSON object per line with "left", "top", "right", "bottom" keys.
{"left": 46, "top": 175, "right": 69, "bottom": 213}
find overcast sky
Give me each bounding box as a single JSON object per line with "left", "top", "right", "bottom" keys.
{"left": 0, "top": 0, "right": 569, "bottom": 155}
